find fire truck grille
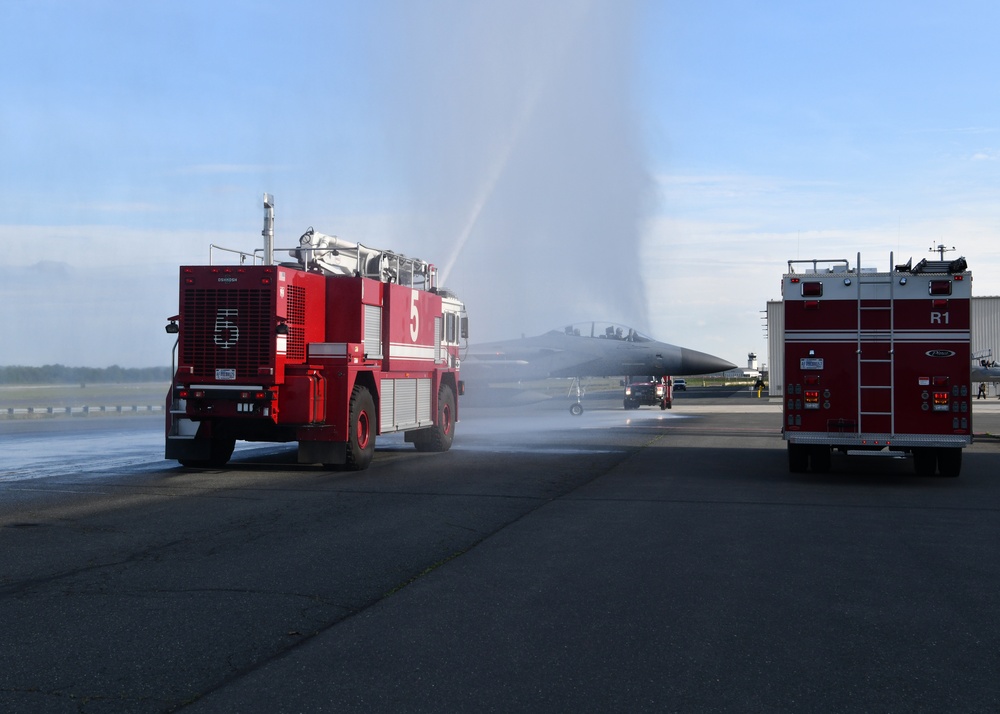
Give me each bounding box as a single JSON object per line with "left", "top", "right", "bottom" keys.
{"left": 181, "top": 288, "right": 273, "bottom": 379}
{"left": 285, "top": 285, "right": 306, "bottom": 362}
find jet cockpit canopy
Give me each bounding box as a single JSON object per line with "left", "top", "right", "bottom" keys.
{"left": 560, "top": 321, "right": 652, "bottom": 343}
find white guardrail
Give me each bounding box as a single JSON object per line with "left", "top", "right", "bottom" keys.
{"left": 3, "top": 405, "right": 163, "bottom": 417}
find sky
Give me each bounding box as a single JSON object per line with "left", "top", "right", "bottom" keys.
{"left": 3, "top": 0, "right": 1000, "bottom": 370}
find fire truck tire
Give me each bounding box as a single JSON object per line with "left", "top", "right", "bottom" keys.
{"left": 788, "top": 443, "right": 809, "bottom": 473}
{"left": 937, "top": 447, "right": 962, "bottom": 478}
{"left": 345, "top": 386, "right": 376, "bottom": 470}
{"left": 413, "top": 385, "right": 456, "bottom": 452}
{"left": 178, "top": 437, "right": 235, "bottom": 468}
{"left": 810, "top": 446, "right": 831, "bottom": 473}
{"left": 913, "top": 448, "right": 937, "bottom": 476}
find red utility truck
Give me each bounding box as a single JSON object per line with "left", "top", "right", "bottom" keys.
{"left": 165, "top": 194, "right": 467, "bottom": 470}
{"left": 782, "top": 252, "right": 972, "bottom": 477}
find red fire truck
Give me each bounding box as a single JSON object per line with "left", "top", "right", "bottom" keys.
{"left": 165, "top": 194, "right": 467, "bottom": 470}
{"left": 782, "top": 251, "right": 972, "bottom": 477}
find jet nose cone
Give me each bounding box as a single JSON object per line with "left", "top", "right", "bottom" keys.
{"left": 678, "top": 348, "right": 737, "bottom": 375}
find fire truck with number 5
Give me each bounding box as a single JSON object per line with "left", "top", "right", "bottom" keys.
{"left": 782, "top": 250, "right": 972, "bottom": 477}
{"left": 165, "top": 194, "right": 468, "bottom": 470}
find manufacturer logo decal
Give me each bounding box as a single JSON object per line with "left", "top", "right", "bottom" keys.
{"left": 218, "top": 277, "right": 237, "bottom": 283}
{"left": 925, "top": 349, "right": 956, "bottom": 358}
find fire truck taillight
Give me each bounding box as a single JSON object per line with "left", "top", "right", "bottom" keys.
{"left": 804, "top": 390, "right": 820, "bottom": 409}
{"left": 929, "top": 280, "right": 952, "bottom": 296}
{"left": 932, "top": 391, "right": 949, "bottom": 411}
{"left": 801, "top": 282, "right": 823, "bottom": 297}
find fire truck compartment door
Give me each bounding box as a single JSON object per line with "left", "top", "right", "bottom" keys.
{"left": 381, "top": 378, "right": 433, "bottom": 432}
{"left": 282, "top": 371, "right": 327, "bottom": 424}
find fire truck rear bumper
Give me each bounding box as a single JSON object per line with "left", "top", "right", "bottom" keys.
{"left": 784, "top": 432, "right": 972, "bottom": 449}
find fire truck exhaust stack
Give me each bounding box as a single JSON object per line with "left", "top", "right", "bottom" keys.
{"left": 165, "top": 194, "right": 468, "bottom": 470}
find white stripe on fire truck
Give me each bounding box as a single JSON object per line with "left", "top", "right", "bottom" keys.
{"left": 785, "top": 330, "right": 970, "bottom": 342}
{"left": 388, "top": 343, "right": 436, "bottom": 360}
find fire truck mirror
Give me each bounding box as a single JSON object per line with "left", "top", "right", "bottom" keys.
{"left": 461, "top": 316, "right": 469, "bottom": 339}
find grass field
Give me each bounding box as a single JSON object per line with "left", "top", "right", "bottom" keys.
{"left": 0, "top": 383, "right": 169, "bottom": 410}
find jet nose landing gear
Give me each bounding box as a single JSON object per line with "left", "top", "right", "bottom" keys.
{"left": 569, "top": 377, "right": 585, "bottom": 415}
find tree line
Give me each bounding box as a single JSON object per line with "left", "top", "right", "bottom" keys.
{"left": 0, "top": 365, "right": 172, "bottom": 385}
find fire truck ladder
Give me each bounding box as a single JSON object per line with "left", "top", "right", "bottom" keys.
{"left": 855, "top": 251, "right": 895, "bottom": 435}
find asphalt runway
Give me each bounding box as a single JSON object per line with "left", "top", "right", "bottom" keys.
{"left": 2, "top": 390, "right": 999, "bottom": 712}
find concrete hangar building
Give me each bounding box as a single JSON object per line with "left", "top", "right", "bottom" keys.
{"left": 765, "top": 295, "right": 1000, "bottom": 399}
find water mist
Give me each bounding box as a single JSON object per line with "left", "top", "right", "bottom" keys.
{"left": 376, "top": 0, "right": 651, "bottom": 342}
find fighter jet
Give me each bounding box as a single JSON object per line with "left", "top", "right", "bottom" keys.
{"left": 972, "top": 352, "right": 1000, "bottom": 399}
{"left": 461, "top": 321, "right": 736, "bottom": 414}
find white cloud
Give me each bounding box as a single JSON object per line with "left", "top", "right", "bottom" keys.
{"left": 171, "top": 164, "right": 289, "bottom": 175}
{"left": 0, "top": 224, "right": 246, "bottom": 269}
{"left": 640, "top": 173, "right": 1000, "bottom": 368}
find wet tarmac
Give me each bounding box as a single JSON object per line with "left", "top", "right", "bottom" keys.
{"left": 2, "top": 389, "right": 999, "bottom": 712}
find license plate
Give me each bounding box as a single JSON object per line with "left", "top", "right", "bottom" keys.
{"left": 215, "top": 369, "right": 237, "bottom": 380}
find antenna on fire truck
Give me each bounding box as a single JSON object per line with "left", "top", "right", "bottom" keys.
{"left": 930, "top": 243, "right": 955, "bottom": 260}
{"left": 262, "top": 193, "right": 275, "bottom": 265}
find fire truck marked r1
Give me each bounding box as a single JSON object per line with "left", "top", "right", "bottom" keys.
{"left": 214, "top": 308, "right": 239, "bottom": 349}
{"left": 930, "top": 311, "right": 949, "bottom": 324}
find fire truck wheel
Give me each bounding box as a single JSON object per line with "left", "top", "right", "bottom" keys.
{"left": 788, "top": 444, "right": 809, "bottom": 473}
{"left": 810, "top": 446, "right": 831, "bottom": 473}
{"left": 345, "top": 385, "right": 376, "bottom": 470}
{"left": 208, "top": 437, "right": 236, "bottom": 467}
{"left": 937, "top": 447, "right": 962, "bottom": 478}
{"left": 178, "top": 437, "right": 235, "bottom": 468}
{"left": 413, "top": 385, "right": 456, "bottom": 452}
{"left": 912, "top": 448, "right": 937, "bottom": 476}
